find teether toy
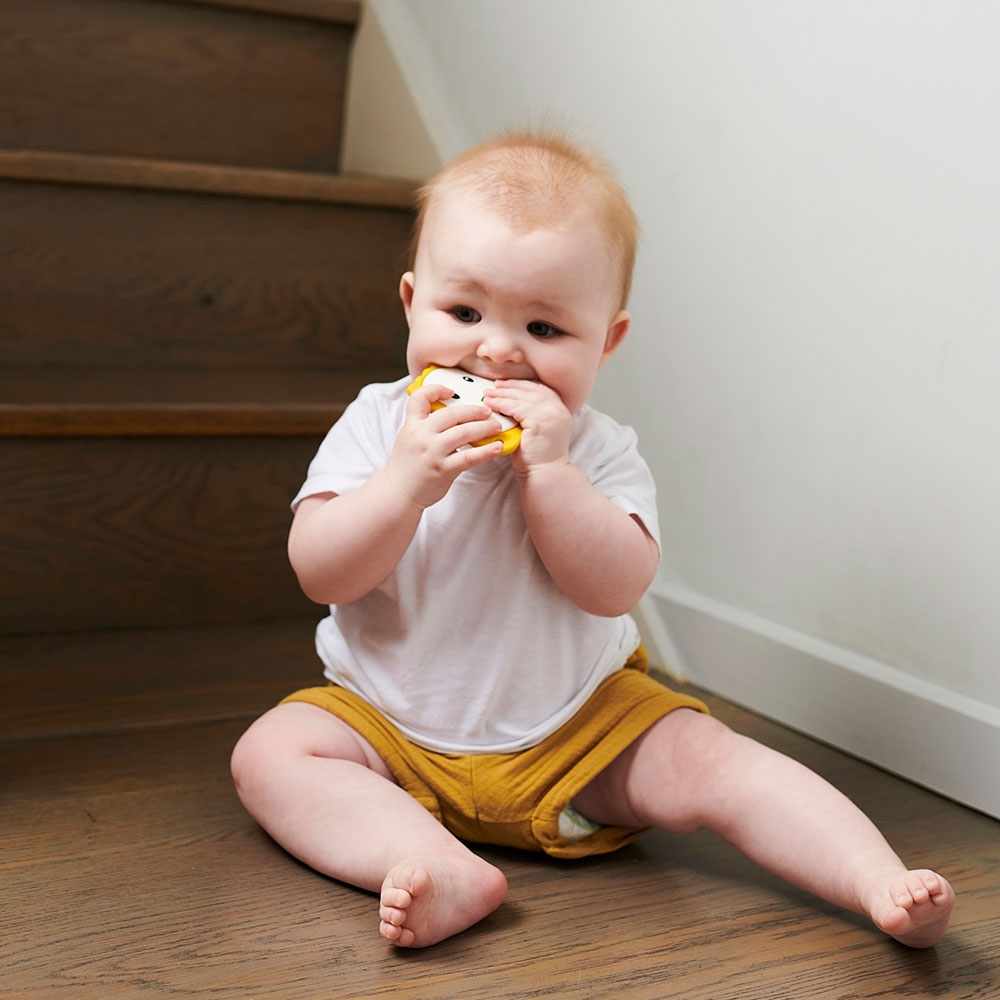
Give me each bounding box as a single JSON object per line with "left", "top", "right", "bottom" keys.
{"left": 408, "top": 366, "right": 521, "bottom": 456}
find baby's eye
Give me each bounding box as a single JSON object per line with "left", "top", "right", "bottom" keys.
{"left": 450, "top": 305, "right": 481, "bottom": 324}
{"left": 527, "top": 321, "right": 561, "bottom": 339}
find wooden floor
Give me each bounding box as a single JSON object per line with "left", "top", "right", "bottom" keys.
{"left": 3, "top": 620, "right": 998, "bottom": 999}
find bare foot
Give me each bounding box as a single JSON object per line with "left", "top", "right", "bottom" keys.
{"left": 378, "top": 847, "right": 508, "bottom": 948}
{"left": 862, "top": 866, "right": 955, "bottom": 948}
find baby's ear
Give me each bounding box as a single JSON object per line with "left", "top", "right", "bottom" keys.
{"left": 399, "top": 272, "right": 416, "bottom": 323}
{"left": 600, "top": 310, "right": 631, "bottom": 366}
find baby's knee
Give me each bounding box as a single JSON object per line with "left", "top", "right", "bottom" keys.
{"left": 230, "top": 705, "right": 300, "bottom": 794}
{"left": 657, "top": 711, "right": 743, "bottom": 799}
{"left": 230, "top": 714, "right": 272, "bottom": 795}
{"left": 231, "top": 701, "right": 392, "bottom": 794}
{"left": 618, "top": 710, "right": 741, "bottom": 833}
{"left": 661, "top": 709, "right": 733, "bottom": 761}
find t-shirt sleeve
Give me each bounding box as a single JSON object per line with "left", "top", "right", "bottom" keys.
{"left": 569, "top": 410, "right": 661, "bottom": 550}
{"left": 290, "top": 381, "right": 404, "bottom": 510}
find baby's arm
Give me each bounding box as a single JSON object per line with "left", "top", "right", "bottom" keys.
{"left": 288, "top": 477, "right": 420, "bottom": 606}
{"left": 484, "top": 380, "right": 659, "bottom": 617}
{"left": 517, "top": 461, "right": 659, "bottom": 616}
{"left": 289, "top": 384, "right": 505, "bottom": 605}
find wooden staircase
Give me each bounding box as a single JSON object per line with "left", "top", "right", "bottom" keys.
{"left": 1, "top": 5, "right": 415, "bottom": 989}
{"left": 0, "top": 0, "right": 414, "bottom": 638}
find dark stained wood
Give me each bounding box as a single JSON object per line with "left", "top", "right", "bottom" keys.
{"left": 0, "top": 0, "right": 355, "bottom": 171}
{"left": 0, "top": 176, "right": 413, "bottom": 371}
{"left": 0, "top": 150, "right": 418, "bottom": 209}
{"left": 0, "top": 365, "right": 403, "bottom": 436}
{"left": 1, "top": 620, "right": 319, "bottom": 739}
{"left": 178, "top": 0, "right": 361, "bottom": 26}
{"left": 0, "top": 400, "right": 341, "bottom": 438}
{"left": 2, "top": 648, "right": 997, "bottom": 999}
{"left": 0, "top": 435, "right": 324, "bottom": 633}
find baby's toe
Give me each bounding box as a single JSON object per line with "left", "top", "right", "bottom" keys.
{"left": 379, "top": 903, "right": 406, "bottom": 927}
{"left": 380, "top": 919, "right": 403, "bottom": 942}
{"left": 905, "top": 872, "right": 931, "bottom": 904}
{"left": 919, "top": 871, "right": 943, "bottom": 898}
{"left": 380, "top": 885, "right": 411, "bottom": 910}
{"left": 890, "top": 878, "right": 915, "bottom": 908}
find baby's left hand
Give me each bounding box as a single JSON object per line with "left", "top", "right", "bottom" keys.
{"left": 483, "top": 379, "right": 572, "bottom": 470}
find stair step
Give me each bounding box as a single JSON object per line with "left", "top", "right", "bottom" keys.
{"left": 0, "top": 428, "right": 331, "bottom": 633}
{"left": 0, "top": 365, "right": 401, "bottom": 436}
{"left": 0, "top": 0, "right": 360, "bottom": 172}
{"left": 1, "top": 619, "right": 321, "bottom": 739}
{"left": 0, "top": 153, "right": 415, "bottom": 371}
{"left": 0, "top": 363, "right": 393, "bottom": 632}
{"left": 184, "top": 0, "right": 361, "bottom": 22}
{"left": 0, "top": 150, "right": 416, "bottom": 209}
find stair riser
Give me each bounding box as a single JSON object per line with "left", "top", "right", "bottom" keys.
{"left": 0, "top": 435, "right": 327, "bottom": 633}
{"left": 0, "top": 0, "right": 353, "bottom": 171}
{"left": 0, "top": 179, "right": 412, "bottom": 370}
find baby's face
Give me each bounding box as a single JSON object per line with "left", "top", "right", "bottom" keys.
{"left": 400, "top": 190, "right": 629, "bottom": 414}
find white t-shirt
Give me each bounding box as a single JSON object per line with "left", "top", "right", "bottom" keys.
{"left": 292, "top": 377, "right": 661, "bottom": 754}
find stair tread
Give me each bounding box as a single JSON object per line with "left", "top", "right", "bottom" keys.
{"left": 0, "top": 431, "right": 324, "bottom": 633}
{"left": 181, "top": 0, "right": 361, "bottom": 26}
{"left": 1, "top": 619, "right": 322, "bottom": 740}
{"left": 0, "top": 149, "right": 418, "bottom": 209}
{"left": 0, "top": 3, "right": 361, "bottom": 173}
{"left": 0, "top": 365, "right": 403, "bottom": 435}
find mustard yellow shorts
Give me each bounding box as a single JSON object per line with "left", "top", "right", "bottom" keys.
{"left": 280, "top": 647, "right": 709, "bottom": 859}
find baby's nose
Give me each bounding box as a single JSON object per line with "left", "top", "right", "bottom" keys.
{"left": 477, "top": 327, "right": 523, "bottom": 363}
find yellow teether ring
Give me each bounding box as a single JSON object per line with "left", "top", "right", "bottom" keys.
{"left": 408, "top": 366, "right": 521, "bottom": 456}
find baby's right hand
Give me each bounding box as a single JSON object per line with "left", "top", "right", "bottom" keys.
{"left": 385, "top": 383, "right": 504, "bottom": 508}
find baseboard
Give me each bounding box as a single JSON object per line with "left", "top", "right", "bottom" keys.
{"left": 366, "top": 0, "right": 472, "bottom": 161}
{"left": 643, "top": 581, "right": 1000, "bottom": 820}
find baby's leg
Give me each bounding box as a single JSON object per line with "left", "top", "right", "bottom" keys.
{"left": 231, "top": 703, "right": 507, "bottom": 947}
{"left": 574, "top": 710, "right": 954, "bottom": 948}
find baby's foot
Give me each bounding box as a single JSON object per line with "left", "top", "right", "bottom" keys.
{"left": 378, "top": 847, "right": 507, "bottom": 948}
{"left": 863, "top": 866, "right": 955, "bottom": 948}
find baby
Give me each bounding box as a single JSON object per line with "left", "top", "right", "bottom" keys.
{"left": 231, "top": 130, "right": 954, "bottom": 950}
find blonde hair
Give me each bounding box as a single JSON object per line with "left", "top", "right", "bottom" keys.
{"left": 411, "top": 130, "right": 640, "bottom": 309}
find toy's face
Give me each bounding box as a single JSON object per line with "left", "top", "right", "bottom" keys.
{"left": 421, "top": 367, "right": 517, "bottom": 432}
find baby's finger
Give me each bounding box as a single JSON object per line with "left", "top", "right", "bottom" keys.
{"left": 424, "top": 401, "right": 495, "bottom": 432}
{"left": 483, "top": 390, "right": 544, "bottom": 426}
{"left": 437, "top": 414, "right": 503, "bottom": 453}
{"left": 405, "top": 381, "right": 460, "bottom": 417}
{"left": 484, "top": 382, "right": 549, "bottom": 408}
{"left": 490, "top": 378, "right": 540, "bottom": 392}
{"left": 448, "top": 438, "right": 505, "bottom": 470}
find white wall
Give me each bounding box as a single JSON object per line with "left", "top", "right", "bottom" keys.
{"left": 366, "top": 0, "right": 1000, "bottom": 816}
{"left": 341, "top": 3, "right": 440, "bottom": 180}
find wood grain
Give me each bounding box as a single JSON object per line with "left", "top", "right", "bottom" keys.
{"left": 0, "top": 0, "right": 353, "bottom": 170}
{"left": 0, "top": 177, "right": 413, "bottom": 371}
{"left": 177, "top": 0, "right": 361, "bottom": 25}
{"left": 1, "top": 620, "right": 320, "bottom": 738}
{"left": 2, "top": 673, "right": 997, "bottom": 1000}
{"left": 0, "top": 435, "right": 323, "bottom": 632}
{"left": 0, "top": 365, "right": 403, "bottom": 436}
{"left": 0, "top": 150, "right": 418, "bottom": 209}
